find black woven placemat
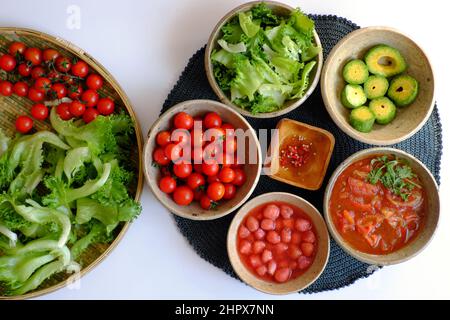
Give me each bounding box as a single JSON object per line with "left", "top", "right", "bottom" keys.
{"left": 160, "top": 15, "right": 442, "bottom": 293}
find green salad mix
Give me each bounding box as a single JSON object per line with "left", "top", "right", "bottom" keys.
{"left": 211, "top": 3, "right": 320, "bottom": 114}
{"left": 0, "top": 108, "right": 141, "bottom": 295}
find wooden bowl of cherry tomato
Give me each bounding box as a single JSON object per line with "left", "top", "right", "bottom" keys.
{"left": 227, "top": 192, "right": 330, "bottom": 294}
{"left": 144, "top": 99, "right": 262, "bottom": 220}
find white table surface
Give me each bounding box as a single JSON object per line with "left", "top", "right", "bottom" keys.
{"left": 1, "top": 0, "right": 448, "bottom": 300}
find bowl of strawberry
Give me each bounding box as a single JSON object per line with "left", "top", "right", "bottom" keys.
{"left": 227, "top": 192, "right": 330, "bottom": 294}
{"left": 144, "top": 99, "right": 262, "bottom": 220}
{"left": 0, "top": 40, "right": 117, "bottom": 134}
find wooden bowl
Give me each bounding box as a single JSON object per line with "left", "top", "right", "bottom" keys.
{"left": 0, "top": 28, "right": 143, "bottom": 299}
{"left": 323, "top": 148, "right": 440, "bottom": 265}
{"left": 227, "top": 192, "right": 330, "bottom": 294}
{"left": 321, "top": 27, "right": 435, "bottom": 145}
{"left": 144, "top": 100, "right": 262, "bottom": 220}
{"left": 205, "top": 0, "right": 323, "bottom": 119}
{"left": 265, "top": 118, "right": 335, "bottom": 190}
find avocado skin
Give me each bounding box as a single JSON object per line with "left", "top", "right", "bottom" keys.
{"left": 388, "top": 75, "right": 419, "bottom": 107}
{"left": 350, "top": 106, "right": 376, "bottom": 133}
{"left": 369, "top": 97, "right": 397, "bottom": 125}
{"left": 365, "top": 44, "right": 407, "bottom": 78}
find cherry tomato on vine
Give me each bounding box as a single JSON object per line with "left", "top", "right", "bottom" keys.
{"left": 174, "top": 112, "right": 194, "bottom": 130}
{"left": 81, "top": 89, "right": 99, "bottom": 107}
{"left": 173, "top": 186, "right": 194, "bottom": 206}
{"left": 82, "top": 107, "right": 99, "bottom": 124}
{"left": 69, "top": 100, "right": 86, "bottom": 117}
{"left": 13, "top": 82, "right": 29, "bottom": 97}
{"left": 31, "top": 66, "right": 46, "bottom": 79}
{"left": 153, "top": 147, "right": 170, "bottom": 166}
{"left": 86, "top": 74, "right": 103, "bottom": 90}
{"left": 8, "top": 42, "right": 26, "bottom": 56}
{"left": 24, "top": 47, "right": 42, "bottom": 65}
{"left": 68, "top": 84, "right": 83, "bottom": 99}
{"left": 34, "top": 77, "right": 51, "bottom": 93}
{"left": 18, "top": 63, "right": 31, "bottom": 77}
{"left": 71, "top": 60, "right": 89, "bottom": 78}
{"left": 56, "top": 102, "right": 73, "bottom": 120}
{"left": 207, "top": 182, "right": 225, "bottom": 202}
{"left": 30, "top": 104, "right": 49, "bottom": 121}
{"left": 43, "top": 48, "right": 60, "bottom": 62}
{"left": 97, "top": 97, "right": 115, "bottom": 115}
{"left": 27, "top": 87, "right": 45, "bottom": 102}
{"left": 55, "top": 56, "right": 71, "bottom": 73}
{"left": 50, "top": 83, "right": 67, "bottom": 99}
{"left": 0, "top": 54, "right": 16, "bottom": 72}
{"left": 0, "top": 81, "right": 13, "bottom": 96}
{"left": 159, "top": 176, "right": 177, "bottom": 194}
{"left": 15, "top": 116, "right": 33, "bottom": 134}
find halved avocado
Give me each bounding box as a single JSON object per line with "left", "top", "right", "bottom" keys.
{"left": 388, "top": 75, "right": 419, "bottom": 107}
{"left": 369, "top": 97, "right": 397, "bottom": 125}
{"left": 365, "top": 45, "right": 407, "bottom": 77}
{"left": 341, "top": 84, "right": 367, "bottom": 109}
{"left": 364, "top": 75, "right": 389, "bottom": 100}
{"left": 350, "top": 106, "right": 376, "bottom": 133}
{"left": 343, "top": 59, "right": 369, "bottom": 84}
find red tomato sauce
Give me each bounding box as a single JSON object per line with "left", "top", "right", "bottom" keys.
{"left": 237, "top": 202, "right": 317, "bottom": 283}
{"left": 329, "top": 156, "right": 426, "bottom": 255}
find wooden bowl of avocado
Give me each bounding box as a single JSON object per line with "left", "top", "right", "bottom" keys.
{"left": 321, "top": 26, "right": 435, "bottom": 145}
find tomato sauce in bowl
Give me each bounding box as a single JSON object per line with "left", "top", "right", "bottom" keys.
{"left": 329, "top": 155, "right": 426, "bottom": 255}
{"left": 236, "top": 202, "right": 317, "bottom": 283}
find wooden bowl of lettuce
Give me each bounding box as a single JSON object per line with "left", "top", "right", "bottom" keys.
{"left": 205, "top": 1, "right": 323, "bottom": 119}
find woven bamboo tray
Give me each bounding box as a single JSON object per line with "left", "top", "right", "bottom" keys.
{"left": 0, "top": 27, "right": 143, "bottom": 299}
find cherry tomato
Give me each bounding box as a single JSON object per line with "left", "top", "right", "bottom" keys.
{"left": 8, "top": 42, "right": 26, "bottom": 56}
{"left": 207, "top": 182, "right": 225, "bottom": 201}
{"left": 97, "top": 98, "right": 115, "bottom": 115}
{"left": 0, "top": 54, "right": 16, "bottom": 72}
{"left": 82, "top": 107, "right": 99, "bottom": 124}
{"left": 173, "top": 162, "right": 192, "bottom": 179}
{"left": 56, "top": 102, "right": 73, "bottom": 120}
{"left": 55, "top": 56, "right": 71, "bottom": 72}
{"left": 218, "top": 167, "right": 235, "bottom": 183}
{"left": 81, "top": 89, "right": 99, "bottom": 107}
{"left": 0, "top": 81, "right": 13, "bottom": 96}
{"left": 232, "top": 168, "right": 246, "bottom": 186}
{"left": 201, "top": 160, "right": 219, "bottom": 176}
{"left": 156, "top": 131, "right": 171, "bottom": 147}
{"left": 200, "top": 195, "right": 213, "bottom": 210}
{"left": 18, "top": 63, "right": 31, "bottom": 77}
{"left": 47, "top": 70, "right": 61, "bottom": 82}
{"left": 164, "top": 143, "right": 182, "bottom": 162}
{"left": 193, "top": 188, "right": 204, "bottom": 201}
{"left": 153, "top": 147, "right": 170, "bottom": 166}
{"left": 190, "top": 128, "right": 205, "bottom": 148}
{"left": 193, "top": 164, "right": 203, "bottom": 173}
{"left": 173, "top": 112, "right": 194, "bottom": 130}
{"left": 68, "top": 84, "right": 83, "bottom": 99}
{"left": 71, "top": 60, "right": 89, "bottom": 78}
{"left": 15, "top": 115, "right": 33, "bottom": 134}
{"left": 173, "top": 186, "right": 194, "bottom": 206}
{"left": 34, "top": 77, "right": 51, "bottom": 92}
{"left": 30, "top": 104, "right": 49, "bottom": 120}
{"left": 24, "top": 47, "right": 42, "bottom": 65}
{"left": 222, "top": 183, "right": 236, "bottom": 200}
{"left": 43, "top": 48, "right": 60, "bottom": 62}
{"left": 13, "top": 82, "right": 28, "bottom": 97}
{"left": 50, "top": 83, "right": 67, "bottom": 99}
{"left": 62, "top": 74, "right": 75, "bottom": 85}
{"left": 31, "top": 66, "right": 46, "bottom": 79}
{"left": 86, "top": 74, "right": 103, "bottom": 90}
{"left": 221, "top": 123, "right": 235, "bottom": 137}
{"left": 203, "top": 112, "right": 222, "bottom": 129}
{"left": 159, "top": 176, "right": 177, "bottom": 194}
{"left": 27, "top": 87, "right": 44, "bottom": 102}
{"left": 207, "top": 175, "right": 220, "bottom": 184}
{"left": 186, "top": 173, "right": 205, "bottom": 190}
{"left": 69, "top": 100, "right": 86, "bottom": 117}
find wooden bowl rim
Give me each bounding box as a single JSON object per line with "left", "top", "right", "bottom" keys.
{"left": 227, "top": 192, "right": 330, "bottom": 295}
{"left": 144, "top": 99, "right": 262, "bottom": 221}
{"left": 323, "top": 147, "right": 440, "bottom": 265}
{"left": 0, "top": 27, "right": 144, "bottom": 300}
{"left": 204, "top": 0, "right": 323, "bottom": 119}
{"left": 320, "top": 26, "right": 436, "bottom": 146}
